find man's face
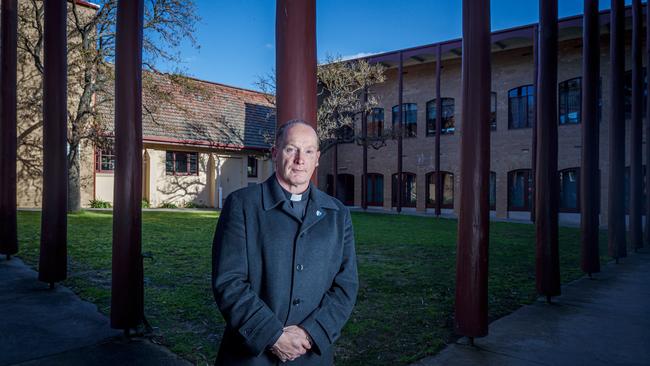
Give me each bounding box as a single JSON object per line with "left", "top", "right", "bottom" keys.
{"left": 272, "top": 123, "right": 320, "bottom": 192}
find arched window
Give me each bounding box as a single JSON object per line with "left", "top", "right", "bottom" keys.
{"left": 508, "top": 85, "right": 534, "bottom": 129}
{"left": 489, "top": 171, "right": 496, "bottom": 210}
{"left": 425, "top": 171, "right": 454, "bottom": 208}
{"left": 336, "top": 174, "right": 355, "bottom": 206}
{"left": 426, "top": 98, "right": 455, "bottom": 135}
{"left": 559, "top": 77, "right": 582, "bottom": 125}
{"left": 391, "top": 172, "right": 416, "bottom": 207}
{"left": 366, "top": 173, "right": 384, "bottom": 206}
{"left": 559, "top": 168, "right": 580, "bottom": 212}
{"left": 392, "top": 103, "right": 417, "bottom": 138}
{"left": 508, "top": 169, "right": 532, "bottom": 211}
{"left": 367, "top": 108, "right": 384, "bottom": 138}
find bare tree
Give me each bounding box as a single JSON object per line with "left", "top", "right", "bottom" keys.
{"left": 255, "top": 56, "right": 387, "bottom": 152}
{"left": 17, "top": 0, "right": 199, "bottom": 211}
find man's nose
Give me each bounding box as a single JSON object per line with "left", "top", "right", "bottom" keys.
{"left": 293, "top": 150, "right": 304, "bottom": 163}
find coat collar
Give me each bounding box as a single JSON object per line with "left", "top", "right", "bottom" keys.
{"left": 262, "top": 173, "right": 339, "bottom": 212}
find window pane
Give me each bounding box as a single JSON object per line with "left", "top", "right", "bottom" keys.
{"left": 443, "top": 173, "right": 453, "bottom": 205}
{"left": 489, "top": 172, "right": 496, "bottom": 208}
{"left": 559, "top": 169, "right": 578, "bottom": 210}
{"left": 510, "top": 171, "right": 525, "bottom": 208}
{"left": 189, "top": 153, "right": 198, "bottom": 174}
{"left": 166, "top": 151, "right": 174, "bottom": 173}
{"left": 509, "top": 85, "right": 534, "bottom": 129}
{"left": 247, "top": 156, "right": 258, "bottom": 177}
{"left": 426, "top": 101, "right": 437, "bottom": 136}
{"left": 175, "top": 153, "right": 188, "bottom": 173}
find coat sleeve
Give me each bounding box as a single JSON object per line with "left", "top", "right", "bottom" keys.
{"left": 212, "top": 193, "right": 283, "bottom": 356}
{"left": 299, "top": 208, "right": 359, "bottom": 355}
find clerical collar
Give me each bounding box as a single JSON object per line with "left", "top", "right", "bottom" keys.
{"left": 281, "top": 186, "right": 310, "bottom": 202}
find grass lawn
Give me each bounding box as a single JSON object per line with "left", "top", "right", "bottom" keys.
{"left": 16, "top": 210, "right": 608, "bottom": 365}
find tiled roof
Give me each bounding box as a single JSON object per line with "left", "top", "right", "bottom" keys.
{"left": 97, "top": 72, "right": 276, "bottom": 151}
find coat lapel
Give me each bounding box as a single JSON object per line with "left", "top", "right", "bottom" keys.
{"left": 299, "top": 184, "right": 339, "bottom": 236}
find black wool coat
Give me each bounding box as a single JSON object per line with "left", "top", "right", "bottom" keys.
{"left": 212, "top": 174, "right": 358, "bottom": 365}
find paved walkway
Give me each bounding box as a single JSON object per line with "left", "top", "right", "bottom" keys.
{"left": 0, "top": 257, "right": 190, "bottom": 366}
{"left": 413, "top": 248, "right": 650, "bottom": 366}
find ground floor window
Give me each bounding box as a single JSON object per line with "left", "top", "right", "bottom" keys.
{"left": 95, "top": 144, "right": 115, "bottom": 173}
{"left": 166, "top": 151, "right": 199, "bottom": 176}
{"left": 425, "top": 171, "right": 454, "bottom": 209}
{"left": 508, "top": 169, "right": 532, "bottom": 211}
{"left": 366, "top": 173, "right": 384, "bottom": 206}
{"left": 559, "top": 168, "right": 580, "bottom": 212}
{"left": 247, "top": 156, "right": 258, "bottom": 177}
{"left": 391, "top": 172, "right": 416, "bottom": 207}
{"left": 326, "top": 174, "right": 355, "bottom": 206}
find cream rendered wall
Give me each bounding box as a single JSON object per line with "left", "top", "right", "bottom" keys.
{"left": 149, "top": 149, "right": 209, "bottom": 207}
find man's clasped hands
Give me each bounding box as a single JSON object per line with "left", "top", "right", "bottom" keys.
{"left": 270, "top": 325, "right": 313, "bottom": 362}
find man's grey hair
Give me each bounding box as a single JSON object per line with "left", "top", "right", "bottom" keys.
{"left": 274, "top": 119, "right": 320, "bottom": 150}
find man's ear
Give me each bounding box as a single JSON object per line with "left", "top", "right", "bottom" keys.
{"left": 315, "top": 151, "right": 320, "bottom": 168}
{"left": 271, "top": 145, "right": 278, "bottom": 161}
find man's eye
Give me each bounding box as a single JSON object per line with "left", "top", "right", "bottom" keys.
{"left": 284, "top": 147, "right": 295, "bottom": 154}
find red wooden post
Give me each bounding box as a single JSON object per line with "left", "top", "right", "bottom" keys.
{"left": 608, "top": 0, "right": 627, "bottom": 260}
{"left": 455, "top": 0, "right": 491, "bottom": 338}
{"left": 275, "top": 0, "right": 317, "bottom": 129}
{"left": 646, "top": 0, "right": 650, "bottom": 248}
{"left": 629, "top": 0, "right": 643, "bottom": 252}
{"left": 580, "top": 0, "right": 601, "bottom": 275}
{"left": 531, "top": 25, "right": 538, "bottom": 223}
{"left": 111, "top": 0, "right": 145, "bottom": 330}
{"left": 362, "top": 89, "right": 368, "bottom": 210}
{"left": 0, "top": 0, "right": 18, "bottom": 259}
{"left": 435, "top": 45, "right": 443, "bottom": 216}
{"left": 535, "top": 0, "right": 561, "bottom": 299}
{"left": 397, "top": 52, "right": 404, "bottom": 213}
{"left": 39, "top": 0, "right": 69, "bottom": 284}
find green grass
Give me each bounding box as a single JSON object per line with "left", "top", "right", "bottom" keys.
{"left": 16, "top": 210, "right": 609, "bottom": 365}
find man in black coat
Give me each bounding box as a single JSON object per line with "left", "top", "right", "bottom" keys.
{"left": 212, "top": 120, "right": 358, "bottom": 365}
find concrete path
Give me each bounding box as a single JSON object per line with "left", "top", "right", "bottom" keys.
{"left": 413, "top": 248, "right": 650, "bottom": 366}
{"left": 0, "top": 256, "right": 190, "bottom": 366}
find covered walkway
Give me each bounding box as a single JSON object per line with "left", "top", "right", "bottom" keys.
{"left": 0, "top": 257, "right": 189, "bottom": 366}
{"left": 413, "top": 248, "right": 650, "bottom": 366}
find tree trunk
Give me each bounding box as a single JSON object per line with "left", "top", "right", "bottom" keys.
{"left": 67, "top": 150, "right": 81, "bottom": 212}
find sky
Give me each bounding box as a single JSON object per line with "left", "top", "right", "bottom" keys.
{"left": 159, "top": 0, "right": 634, "bottom": 92}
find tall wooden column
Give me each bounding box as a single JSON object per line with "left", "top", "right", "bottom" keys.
{"left": 111, "top": 0, "right": 145, "bottom": 330}
{"left": 435, "top": 45, "right": 443, "bottom": 216}
{"left": 275, "top": 0, "right": 317, "bottom": 129}
{"left": 629, "top": 0, "right": 643, "bottom": 252}
{"left": 454, "top": 0, "right": 491, "bottom": 338}
{"left": 39, "top": 0, "right": 68, "bottom": 284}
{"left": 362, "top": 90, "right": 368, "bottom": 210}
{"left": 608, "top": 0, "right": 626, "bottom": 260}
{"left": 0, "top": 0, "right": 18, "bottom": 259}
{"left": 580, "top": 0, "right": 601, "bottom": 275}
{"left": 531, "top": 25, "right": 539, "bottom": 223}
{"left": 535, "top": 0, "right": 560, "bottom": 299}
{"left": 397, "top": 52, "right": 404, "bottom": 213}
{"left": 646, "top": 0, "right": 650, "bottom": 248}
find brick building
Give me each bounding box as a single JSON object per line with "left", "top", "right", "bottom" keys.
{"left": 318, "top": 6, "right": 644, "bottom": 226}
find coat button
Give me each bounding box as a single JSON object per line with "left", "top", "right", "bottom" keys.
{"left": 293, "top": 298, "right": 301, "bottom": 306}
{"left": 296, "top": 264, "right": 304, "bottom": 271}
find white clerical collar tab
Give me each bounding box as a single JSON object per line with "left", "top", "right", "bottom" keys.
{"left": 290, "top": 193, "right": 302, "bottom": 202}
